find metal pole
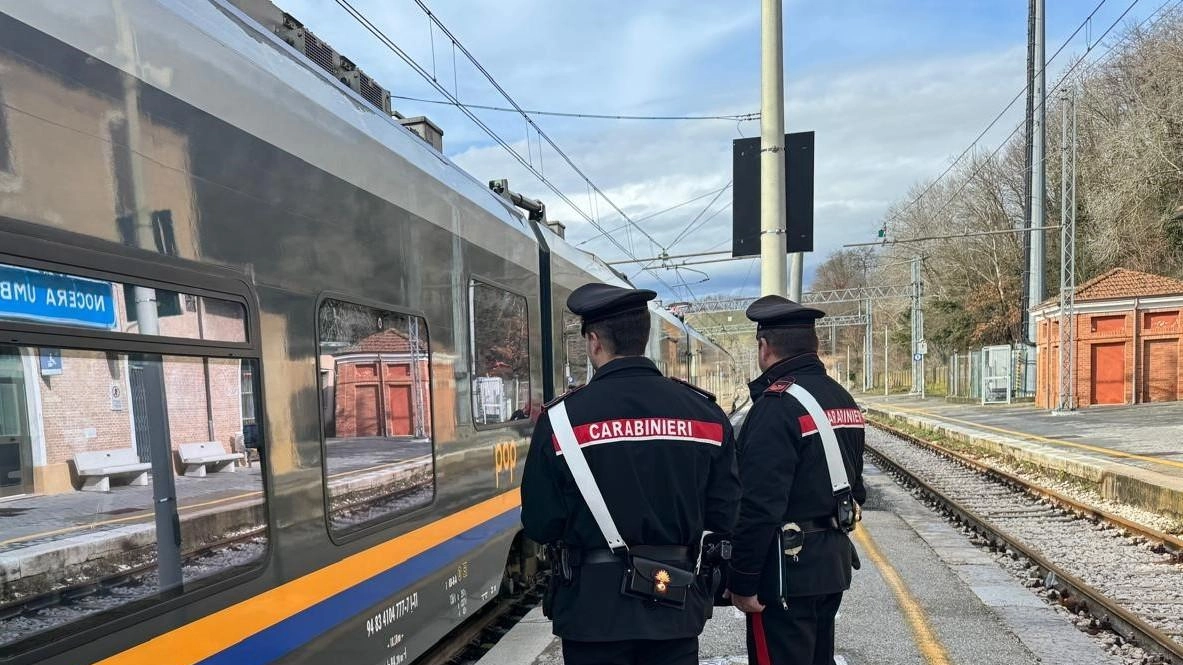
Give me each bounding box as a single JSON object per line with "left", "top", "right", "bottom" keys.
{"left": 1020, "top": 0, "right": 1035, "bottom": 346}
{"left": 846, "top": 345, "right": 851, "bottom": 388}
{"left": 911, "top": 256, "right": 921, "bottom": 395}
{"left": 863, "top": 298, "right": 873, "bottom": 392}
{"left": 760, "top": 0, "right": 788, "bottom": 297}
{"left": 1025, "top": 0, "right": 1046, "bottom": 397}
{"left": 884, "top": 326, "right": 889, "bottom": 397}
{"left": 1056, "top": 88, "right": 1078, "bottom": 412}
{"left": 1069, "top": 88, "right": 1077, "bottom": 409}
{"left": 789, "top": 255, "right": 803, "bottom": 302}
{"left": 115, "top": 0, "right": 181, "bottom": 593}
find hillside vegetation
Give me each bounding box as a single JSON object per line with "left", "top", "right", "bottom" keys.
{"left": 814, "top": 11, "right": 1183, "bottom": 360}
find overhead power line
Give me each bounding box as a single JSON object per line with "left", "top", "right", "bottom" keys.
{"left": 881, "top": 0, "right": 1115, "bottom": 229}
{"left": 575, "top": 184, "right": 733, "bottom": 247}
{"left": 845, "top": 225, "right": 1061, "bottom": 247}
{"left": 881, "top": 0, "right": 1160, "bottom": 241}
{"left": 389, "top": 94, "right": 760, "bottom": 121}
{"left": 411, "top": 0, "right": 667, "bottom": 255}
{"left": 332, "top": 0, "right": 681, "bottom": 292}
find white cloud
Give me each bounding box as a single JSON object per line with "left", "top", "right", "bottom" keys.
{"left": 276, "top": 0, "right": 1033, "bottom": 300}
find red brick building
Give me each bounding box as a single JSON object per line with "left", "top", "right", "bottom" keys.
{"left": 1, "top": 283, "right": 252, "bottom": 496}
{"left": 322, "top": 328, "right": 431, "bottom": 440}
{"left": 1034, "top": 268, "right": 1183, "bottom": 408}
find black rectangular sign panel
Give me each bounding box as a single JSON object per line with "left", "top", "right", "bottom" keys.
{"left": 732, "top": 131, "right": 814, "bottom": 257}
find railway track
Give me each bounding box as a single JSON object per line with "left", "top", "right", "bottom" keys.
{"left": 866, "top": 420, "right": 1183, "bottom": 665}
{"left": 415, "top": 588, "right": 541, "bottom": 665}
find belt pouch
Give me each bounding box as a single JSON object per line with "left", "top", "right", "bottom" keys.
{"left": 620, "top": 555, "right": 695, "bottom": 609}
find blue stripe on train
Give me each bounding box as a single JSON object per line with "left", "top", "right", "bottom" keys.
{"left": 197, "top": 507, "right": 522, "bottom": 665}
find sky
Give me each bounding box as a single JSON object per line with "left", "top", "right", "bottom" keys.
{"left": 278, "top": 0, "right": 1158, "bottom": 301}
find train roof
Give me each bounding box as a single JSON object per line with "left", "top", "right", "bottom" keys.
{"left": 5, "top": 1, "right": 536, "bottom": 248}
{"left": 541, "top": 226, "right": 634, "bottom": 288}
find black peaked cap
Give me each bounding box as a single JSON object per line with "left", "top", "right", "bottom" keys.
{"left": 745, "top": 294, "right": 825, "bottom": 330}
{"left": 567, "top": 283, "right": 656, "bottom": 329}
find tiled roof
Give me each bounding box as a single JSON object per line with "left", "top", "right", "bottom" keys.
{"left": 340, "top": 328, "right": 425, "bottom": 355}
{"left": 1072, "top": 268, "right": 1183, "bottom": 302}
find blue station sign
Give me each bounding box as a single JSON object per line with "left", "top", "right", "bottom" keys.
{"left": 0, "top": 264, "right": 118, "bottom": 330}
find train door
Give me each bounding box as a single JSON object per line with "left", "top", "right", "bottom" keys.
{"left": 0, "top": 345, "right": 32, "bottom": 497}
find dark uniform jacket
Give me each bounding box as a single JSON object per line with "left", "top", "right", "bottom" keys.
{"left": 521, "top": 356, "right": 741, "bottom": 642}
{"left": 728, "top": 353, "right": 866, "bottom": 603}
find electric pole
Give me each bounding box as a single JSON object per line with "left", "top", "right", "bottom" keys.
{"left": 1025, "top": 0, "right": 1046, "bottom": 396}
{"left": 760, "top": 0, "right": 788, "bottom": 297}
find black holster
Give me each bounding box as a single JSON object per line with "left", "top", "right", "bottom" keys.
{"left": 542, "top": 543, "right": 574, "bottom": 619}
{"left": 701, "top": 534, "right": 732, "bottom": 608}
{"left": 834, "top": 488, "right": 858, "bottom": 533}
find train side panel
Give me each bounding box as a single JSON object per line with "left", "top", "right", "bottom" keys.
{"left": 0, "top": 4, "right": 538, "bottom": 664}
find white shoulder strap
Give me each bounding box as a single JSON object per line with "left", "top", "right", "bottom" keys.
{"left": 786, "top": 383, "right": 852, "bottom": 494}
{"left": 548, "top": 401, "right": 628, "bottom": 552}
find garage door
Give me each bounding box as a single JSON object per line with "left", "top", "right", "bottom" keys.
{"left": 1142, "top": 339, "right": 1179, "bottom": 403}
{"left": 1091, "top": 342, "right": 1126, "bottom": 405}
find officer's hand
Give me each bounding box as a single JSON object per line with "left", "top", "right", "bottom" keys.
{"left": 730, "top": 593, "right": 765, "bottom": 613}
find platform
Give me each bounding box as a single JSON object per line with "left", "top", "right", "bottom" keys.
{"left": 477, "top": 466, "right": 1120, "bottom": 665}
{"left": 863, "top": 394, "right": 1183, "bottom": 520}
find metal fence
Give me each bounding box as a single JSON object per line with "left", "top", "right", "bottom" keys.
{"left": 945, "top": 345, "right": 1035, "bottom": 403}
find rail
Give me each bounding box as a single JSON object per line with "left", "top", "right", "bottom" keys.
{"left": 867, "top": 418, "right": 1183, "bottom": 664}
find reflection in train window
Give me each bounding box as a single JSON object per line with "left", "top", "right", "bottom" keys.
{"left": 317, "top": 300, "right": 434, "bottom": 534}
{"left": 0, "top": 347, "right": 266, "bottom": 655}
{"left": 0, "top": 262, "right": 247, "bottom": 343}
{"left": 562, "top": 309, "right": 588, "bottom": 389}
{"left": 470, "top": 282, "right": 531, "bottom": 425}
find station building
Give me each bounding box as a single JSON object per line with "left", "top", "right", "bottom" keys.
{"left": 1034, "top": 268, "right": 1183, "bottom": 408}
{"left": 0, "top": 281, "right": 254, "bottom": 497}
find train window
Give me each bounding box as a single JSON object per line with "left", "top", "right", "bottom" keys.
{"left": 317, "top": 300, "right": 434, "bottom": 535}
{"left": 562, "top": 310, "right": 589, "bottom": 389}
{"left": 470, "top": 282, "right": 531, "bottom": 426}
{"left": 0, "top": 262, "right": 247, "bottom": 343}
{"left": 0, "top": 347, "right": 267, "bottom": 655}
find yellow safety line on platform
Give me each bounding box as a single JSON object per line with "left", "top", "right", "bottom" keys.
{"left": 882, "top": 403, "right": 1183, "bottom": 471}
{"left": 853, "top": 525, "right": 952, "bottom": 665}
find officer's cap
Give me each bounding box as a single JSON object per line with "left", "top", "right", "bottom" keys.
{"left": 567, "top": 283, "right": 656, "bottom": 333}
{"left": 745, "top": 295, "right": 825, "bottom": 330}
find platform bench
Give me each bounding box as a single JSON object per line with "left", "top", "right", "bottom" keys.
{"left": 178, "top": 442, "right": 244, "bottom": 477}
{"left": 74, "top": 449, "right": 151, "bottom": 493}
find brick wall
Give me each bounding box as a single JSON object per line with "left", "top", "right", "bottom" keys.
{"left": 1036, "top": 306, "right": 1181, "bottom": 408}
{"left": 39, "top": 349, "right": 135, "bottom": 466}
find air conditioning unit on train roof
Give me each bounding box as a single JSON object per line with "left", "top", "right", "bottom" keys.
{"left": 277, "top": 13, "right": 341, "bottom": 77}
{"left": 336, "top": 56, "right": 393, "bottom": 115}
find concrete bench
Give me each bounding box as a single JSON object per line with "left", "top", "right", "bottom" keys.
{"left": 74, "top": 449, "right": 151, "bottom": 492}
{"left": 178, "top": 442, "right": 244, "bottom": 477}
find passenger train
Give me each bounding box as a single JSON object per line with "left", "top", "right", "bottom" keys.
{"left": 0, "top": 2, "right": 743, "bottom": 664}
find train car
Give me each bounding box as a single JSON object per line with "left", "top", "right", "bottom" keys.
{"left": 0, "top": 2, "right": 740, "bottom": 665}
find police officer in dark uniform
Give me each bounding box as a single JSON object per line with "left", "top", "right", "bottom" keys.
{"left": 522, "top": 283, "right": 741, "bottom": 665}
{"left": 727, "top": 295, "right": 865, "bottom": 665}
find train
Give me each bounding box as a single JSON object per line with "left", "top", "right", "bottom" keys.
{"left": 0, "top": 2, "right": 744, "bottom": 664}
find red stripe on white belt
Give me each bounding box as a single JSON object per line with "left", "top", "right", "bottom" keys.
{"left": 552, "top": 417, "right": 724, "bottom": 453}
{"left": 798, "top": 407, "right": 865, "bottom": 437}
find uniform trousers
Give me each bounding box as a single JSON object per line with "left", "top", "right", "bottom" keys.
{"left": 560, "top": 637, "right": 698, "bottom": 665}
{"left": 745, "top": 592, "right": 843, "bottom": 665}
